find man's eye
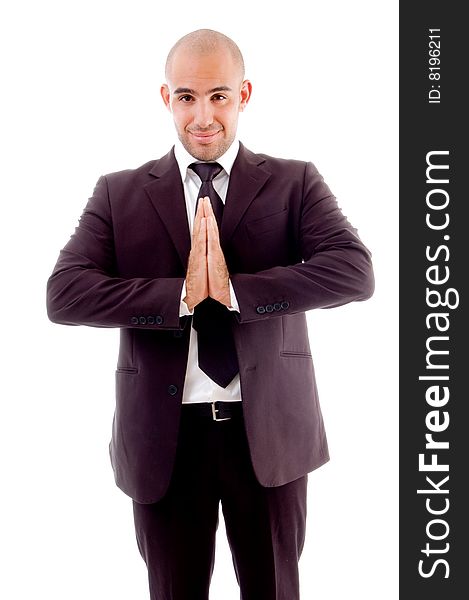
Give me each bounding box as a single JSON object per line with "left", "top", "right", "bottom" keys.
{"left": 179, "top": 95, "right": 193, "bottom": 102}
{"left": 212, "top": 95, "right": 226, "bottom": 101}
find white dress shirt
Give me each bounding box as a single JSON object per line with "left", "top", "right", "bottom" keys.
{"left": 174, "top": 137, "right": 243, "bottom": 404}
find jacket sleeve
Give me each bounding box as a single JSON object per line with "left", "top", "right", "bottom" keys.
{"left": 230, "top": 161, "right": 375, "bottom": 324}
{"left": 46, "top": 175, "right": 186, "bottom": 329}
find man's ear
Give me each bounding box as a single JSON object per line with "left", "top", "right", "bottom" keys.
{"left": 160, "top": 84, "right": 172, "bottom": 112}
{"left": 239, "top": 80, "right": 252, "bottom": 112}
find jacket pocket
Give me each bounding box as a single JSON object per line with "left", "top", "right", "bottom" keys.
{"left": 245, "top": 206, "right": 288, "bottom": 237}
{"left": 281, "top": 313, "right": 313, "bottom": 357}
{"left": 116, "top": 366, "right": 139, "bottom": 374}
{"left": 279, "top": 350, "right": 312, "bottom": 358}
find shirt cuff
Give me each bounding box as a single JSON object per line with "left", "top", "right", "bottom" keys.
{"left": 227, "top": 279, "right": 240, "bottom": 312}
{"left": 179, "top": 280, "right": 194, "bottom": 316}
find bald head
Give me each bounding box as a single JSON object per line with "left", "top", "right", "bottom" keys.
{"left": 165, "top": 29, "right": 245, "bottom": 85}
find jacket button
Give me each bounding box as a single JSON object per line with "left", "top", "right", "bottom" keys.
{"left": 139, "top": 316, "right": 147, "bottom": 325}
{"left": 147, "top": 316, "right": 155, "bottom": 325}
{"left": 168, "top": 384, "right": 178, "bottom": 396}
{"left": 265, "top": 304, "right": 274, "bottom": 312}
{"left": 130, "top": 316, "right": 139, "bottom": 325}
{"left": 274, "top": 303, "right": 281, "bottom": 311}
{"left": 256, "top": 306, "right": 266, "bottom": 314}
{"left": 155, "top": 315, "right": 163, "bottom": 325}
{"left": 173, "top": 330, "right": 183, "bottom": 338}
{"left": 281, "top": 301, "right": 290, "bottom": 310}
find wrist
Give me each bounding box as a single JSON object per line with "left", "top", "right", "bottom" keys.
{"left": 211, "top": 286, "right": 231, "bottom": 308}
{"left": 183, "top": 296, "right": 196, "bottom": 312}
{"left": 220, "top": 293, "right": 232, "bottom": 308}
{"left": 184, "top": 295, "right": 207, "bottom": 312}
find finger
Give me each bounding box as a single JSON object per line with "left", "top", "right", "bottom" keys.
{"left": 195, "top": 197, "right": 205, "bottom": 222}
{"left": 192, "top": 199, "right": 205, "bottom": 239}
{"left": 204, "top": 199, "right": 220, "bottom": 235}
{"left": 207, "top": 215, "right": 220, "bottom": 250}
{"left": 209, "top": 213, "right": 218, "bottom": 234}
{"left": 202, "top": 196, "right": 212, "bottom": 218}
{"left": 194, "top": 216, "right": 207, "bottom": 254}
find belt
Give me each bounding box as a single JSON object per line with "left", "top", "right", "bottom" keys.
{"left": 181, "top": 401, "right": 243, "bottom": 422}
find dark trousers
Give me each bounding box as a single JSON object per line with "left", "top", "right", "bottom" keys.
{"left": 132, "top": 403, "right": 308, "bottom": 600}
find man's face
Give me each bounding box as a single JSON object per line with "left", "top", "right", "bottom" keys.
{"left": 161, "top": 47, "right": 251, "bottom": 161}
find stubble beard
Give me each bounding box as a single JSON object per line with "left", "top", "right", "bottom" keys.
{"left": 178, "top": 129, "right": 235, "bottom": 162}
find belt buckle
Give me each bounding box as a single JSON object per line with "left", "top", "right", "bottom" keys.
{"left": 211, "top": 401, "right": 231, "bottom": 422}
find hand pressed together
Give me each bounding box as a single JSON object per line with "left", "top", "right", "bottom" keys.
{"left": 184, "top": 197, "right": 231, "bottom": 311}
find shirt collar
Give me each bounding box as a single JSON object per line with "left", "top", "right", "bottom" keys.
{"left": 174, "top": 137, "right": 240, "bottom": 181}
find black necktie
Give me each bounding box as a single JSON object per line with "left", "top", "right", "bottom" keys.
{"left": 188, "top": 162, "right": 239, "bottom": 388}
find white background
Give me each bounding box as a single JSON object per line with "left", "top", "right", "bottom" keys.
{"left": 1, "top": 1, "right": 398, "bottom": 598}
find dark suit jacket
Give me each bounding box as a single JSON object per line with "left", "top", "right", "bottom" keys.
{"left": 46, "top": 142, "right": 374, "bottom": 504}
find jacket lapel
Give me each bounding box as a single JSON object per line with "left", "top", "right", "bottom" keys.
{"left": 143, "top": 147, "right": 191, "bottom": 269}
{"left": 220, "top": 142, "right": 271, "bottom": 246}
{"left": 142, "top": 142, "right": 272, "bottom": 269}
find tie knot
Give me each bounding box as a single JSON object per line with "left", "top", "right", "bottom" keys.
{"left": 189, "top": 162, "right": 223, "bottom": 182}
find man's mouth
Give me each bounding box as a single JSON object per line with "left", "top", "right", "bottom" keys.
{"left": 189, "top": 130, "right": 221, "bottom": 143}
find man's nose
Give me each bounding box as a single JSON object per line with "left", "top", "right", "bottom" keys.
{"left": 193, "top": 102, "right": 214, "bottom": 129}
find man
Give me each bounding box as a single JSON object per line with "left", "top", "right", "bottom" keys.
{"left": 47, "top": 29, "right": 374, "bottom": 600}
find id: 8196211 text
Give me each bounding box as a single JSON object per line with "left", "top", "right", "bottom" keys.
{"left": 428, "top": 28, "right": 441, "bottom": 104}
